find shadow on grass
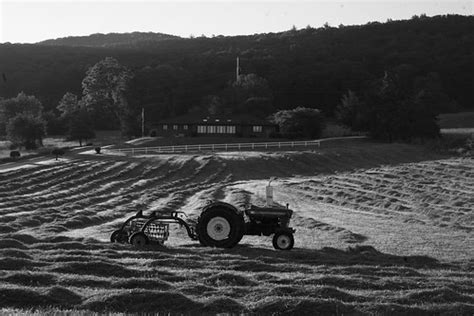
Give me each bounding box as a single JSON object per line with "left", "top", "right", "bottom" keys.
{"left": 240, "top": 244, "right": 446, "bottom": 268}
{"left": 156, "top": 242, "right": 446, "bottom": 269}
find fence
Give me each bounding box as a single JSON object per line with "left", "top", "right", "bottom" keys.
{"left": 107, "top": 136, "right": 367, "bottom": 156}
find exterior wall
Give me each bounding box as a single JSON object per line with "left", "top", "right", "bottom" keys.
{"left": 150, "top": 123, "right": 193, "bottom": 137}
{"left": 150, "top": 122, "right": 277, "bottom": 137}
{"left": 240, "top": 125, "right": 277, "bottom": 137}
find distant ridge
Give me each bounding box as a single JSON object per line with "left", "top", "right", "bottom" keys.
{"left": 37, "top": 31, "right": 181, "bottom": 47}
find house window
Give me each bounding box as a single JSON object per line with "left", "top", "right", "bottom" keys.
{"left": 208, "top": 125, "right": 216, "bottom": 133}
{"left": 173, "top": 125, "right": 178, "bottom": 130}
{"left": 226, "top": 126, "right": 236, "bottom": 134}
{"left": 163, "top": 124, "right": 168, "bottom": 130}
{"left": 183, "top": 125, "right": 188, "bottom": 130}
{"left": 197, "top": 125, "right": 206, "bottom": 133}
{"left": 217, "top": 126, "right": 226, "bottom": 134}
{"left": 252, "top": 125, "right": 263, "bottom": 133}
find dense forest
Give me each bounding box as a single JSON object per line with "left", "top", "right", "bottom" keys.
{"left": 38, "top": 32, "right": 179, "bottom": 48}
{"left": 0, "top": 14, "right": 472, "bottom": 129}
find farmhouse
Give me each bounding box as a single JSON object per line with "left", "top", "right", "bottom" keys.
{"left": 150, "top": 114, "right": 278, "bottom": 137}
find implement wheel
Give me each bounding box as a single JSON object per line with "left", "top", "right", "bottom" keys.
{"left": 272, "top": 231, "right": 294, "bottom": 250}
{"left": 110, "top": 230, "right": 128, "bottom": 243}
{"left": 196, "top": 207, "right": 244, "bottom": 248}
{"left": 129, "top": 232, "right": 149, "bottom": 248}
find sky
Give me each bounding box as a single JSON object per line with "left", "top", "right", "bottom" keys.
{"left": 0, "top": 0, "right": 472, "bottom": 43}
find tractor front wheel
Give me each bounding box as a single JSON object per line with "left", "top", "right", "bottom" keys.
{"left": 196, "top": 207, "right": 244, "bottom": 248}
{"left": 272, "top": 231, "right": 294, "bottom": 250}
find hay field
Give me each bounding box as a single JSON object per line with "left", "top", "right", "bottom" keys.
{"left": 0, "top": 143, "right": 472, "bottom": 315}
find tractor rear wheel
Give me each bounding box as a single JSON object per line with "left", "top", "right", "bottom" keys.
{"left": 272, "top": 231, "right": 294, "bottom": 250}
{"left": 196, "top": 207, "right": 244, "bottom": 248}
{"left": 129, "top": 232, "right": 149, "bottom": 248}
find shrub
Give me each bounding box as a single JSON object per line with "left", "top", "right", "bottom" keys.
{"left": 51, "top": 148, "right": 65, "bottom": 160}
{"left": 10, "top": 151, "right": 20, "bottom": 158}
{"left": 270, "top": 107, "right": 325, "bottom": 139}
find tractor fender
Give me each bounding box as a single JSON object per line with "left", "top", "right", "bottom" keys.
{"left": 201, "top": 201, "right": 242, "bottom": 217}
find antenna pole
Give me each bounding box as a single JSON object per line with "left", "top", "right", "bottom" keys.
{"left": 236, "top": 57, "right": 240, "bottom": 81}
{"left": 141, "top": 107, "right": 145, "bottom": 138}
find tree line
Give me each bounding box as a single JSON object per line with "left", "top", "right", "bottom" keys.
{"left": 0, "top": 56, "right": 447, "bottom": 148}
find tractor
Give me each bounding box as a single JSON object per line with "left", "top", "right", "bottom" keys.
{"left": 111, "top": 181, "right": 295, "bottom": 250}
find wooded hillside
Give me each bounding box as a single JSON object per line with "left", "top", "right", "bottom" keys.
{"left": 0, "top": 15, "right": 472, "bottom": 121}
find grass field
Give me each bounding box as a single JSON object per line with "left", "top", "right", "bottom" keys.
{"left": 0, "top": 142, "right": 472, "bottom": 314}
{"left": 0, "top": 130, "right": 128, "bottom": 160}
{"left": 439, "top": 112, "right": 474, "bottom": 129}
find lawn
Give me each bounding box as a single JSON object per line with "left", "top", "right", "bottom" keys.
{"left": 438, "top": 111, "right": 474, "bottom": 129}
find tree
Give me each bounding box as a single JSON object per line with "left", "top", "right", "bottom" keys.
{"left": 242, "top": 97, "right": 274, "bottom": 118}
{"left": 57, "top": 92, "right": 95, "bottom": 145}
{"left": 42, "top": 110, "right": 66, "bottom": 135}
{"left": 336, "top": 90, "right": 367, "bottom": 131}
{"left": 228, "top": 74, "right": 274, "bottom": 117}
{"left": 7, "top": 113, "right": 46, "bottom": 149}
{"left": 0, "top": 92, "right": 43, "bottom": 135}
{"left": 57, "top": 92, "right": 80, "bottom": 117}
{"left": 271, "top": 107, "right": 325, "bottom": 139}
{"left": 81, "top": 57, "right": 132, "bottom": 132}
{"left": 203, "top": 95, "right": 226, "bottom": 116}
{"left": 364, "top": 70, "right": 440, "bottom": 142}
{"left": 67, "top": 107, "right": 95, "bottom": 146}
{"left": 413, "top": 72, "right": 459, "bottom": 113}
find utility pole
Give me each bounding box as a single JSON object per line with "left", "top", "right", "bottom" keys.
{"left": 141, "top": 107, "right": 145, "bottom": 138}
{"left": 236, "top": 56, "right": 240, "bottom": 82}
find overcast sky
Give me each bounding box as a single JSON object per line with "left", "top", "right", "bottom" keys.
{"left": 0, "top": 0, "right": 472, "bottom": 43}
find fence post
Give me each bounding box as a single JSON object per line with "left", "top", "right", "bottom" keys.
{"left": 265, "top": 143, "right": 268, "bottom": 149}
{"left": 238, "top": 144, "right": 241, "bottom": 151}
{"left": 212, "top": 144, "right": 215, "bottom": 151}
{"left": 225, "top": 144, "right": 228, "bottom": 151}
{"left": 185, "top": 145, "right": 188, "bottom": 152}
{"left": 172, "top": 146, "right": 174, "bottom": 153}
{"left": 305, "top": 141, "right": 307, "bottom": 147}
{"left": 279, "top": 142, "right": 281, "bottom": 149}
{"left": 132, "top": 148, "right": 135, "bottom": 155}
{"left": 291, "top": 142, "right": 294, "bottom": 148}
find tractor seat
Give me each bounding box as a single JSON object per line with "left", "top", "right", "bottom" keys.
{"left": 245, "top": 205, "right": 293, "bottom": 218}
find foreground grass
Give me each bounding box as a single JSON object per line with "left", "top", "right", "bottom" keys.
{"left": 0, "top": 239, "right": 472, "bottom": 314}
